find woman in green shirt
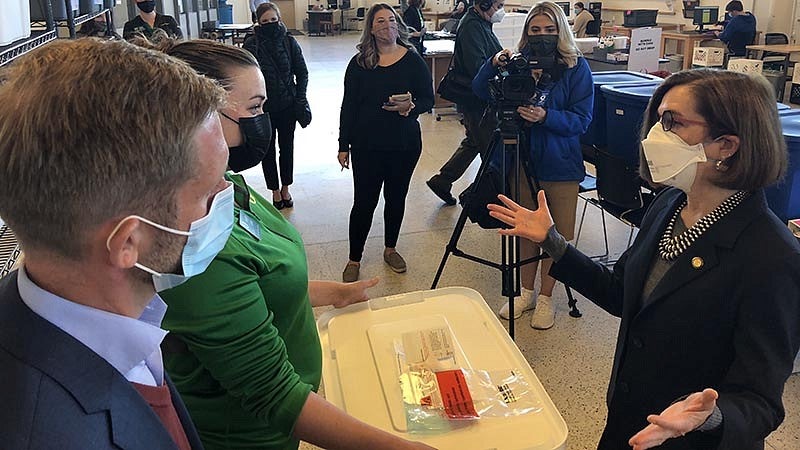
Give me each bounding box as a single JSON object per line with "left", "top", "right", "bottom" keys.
{"left": 143, "top": 39, "right": 432, "bottom": 450}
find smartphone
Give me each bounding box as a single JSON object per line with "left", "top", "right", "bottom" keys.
{"left": 390, "top": 93, "right": 411, "bottom": 103}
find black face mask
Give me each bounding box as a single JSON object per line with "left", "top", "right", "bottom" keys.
{"left": 222, "top": 112, "right": 272, "bottom": 172}
{"left": 255, "top": 22, "right": 285, "bottom": 40}
{"left": 136, "top": 0, "right": 156, "bottom": 13}
{"left": 526, "top": 34, "right": 559, "bottom": 57}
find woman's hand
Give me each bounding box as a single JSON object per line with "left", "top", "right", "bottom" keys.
{"left": 338, "top": 151, "right": 350, "bottom": 170}
{"left": 487, "top": 191, "right": 555, "bottom": 243}
{"left": 492, "top": 49, "right": 514, "bottom": 67}
{"left": 516, "top": 105, "right": 547, "bottom": 123}
{"left": 628, "top": 389, "right": 719, "bottom": 450}
{"left": 332, "top": 277, "right": 380, "bottom": 308}
{"left": 382, "top": 93, "right": 415, "bottom": 116}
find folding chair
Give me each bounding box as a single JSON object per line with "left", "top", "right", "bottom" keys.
{"left": 587, "top": 148, "right": 655, "bottom": 260}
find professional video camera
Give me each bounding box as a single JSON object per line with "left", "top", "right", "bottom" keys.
{"left": 488, "top": 53, "right": 555, "bottom": 128}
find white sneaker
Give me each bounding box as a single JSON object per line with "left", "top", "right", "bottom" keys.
{"left": 531, "top": 294, "right": 555, "bottom": 330}
{"left": 498, "top": 288, "right": 536, "bottom": 320}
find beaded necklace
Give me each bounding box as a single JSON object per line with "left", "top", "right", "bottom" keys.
{"left": 658, "top": 190, "right": 749, "bottom": 261}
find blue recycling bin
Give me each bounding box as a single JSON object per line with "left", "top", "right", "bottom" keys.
{"left": 766, "top": 110, "right": 800, "bottom": 222}
{"left": 777, "top": 102, "right": 792, "bottom": 111}
{"left": 581, "top": 71, "right": 663, "bottom": 149}
{"left": 218, "top": 1, "right": 233, "bottom": 24}
{"left": 600, "top": 83, "right": 662, "bottom": 164}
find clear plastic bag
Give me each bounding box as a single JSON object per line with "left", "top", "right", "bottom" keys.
{"left": 395, "top": 327, "right": 542, "bottom": 433}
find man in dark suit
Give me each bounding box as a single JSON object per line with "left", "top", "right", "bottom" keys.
{"left": 0, "top": 39, "right": 232, "bottom": 449}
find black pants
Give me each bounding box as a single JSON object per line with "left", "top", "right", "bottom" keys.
{"left": 348, "top": 149, "right": 421, "bottom": 262}
{"left": 436, "top": 107, "right": 495, "bottom": 186}
{"left": 262, "top": 105, "right": 296, "bottom": 191}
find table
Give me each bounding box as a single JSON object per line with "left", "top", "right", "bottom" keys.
{"left": 600, "top": 24, "right": 679, "bottom": 38}
{"left": 214, "top": 23, "right": 253, "bottom": 46}
{"left": 424, "top": 39, "right": 455, "bottom": 109}
{"left": 307, "top": 10, "right": 342, "bottom": 36}
{"left": 659, "top": 31, "right": 718, "bottom": 70}
{"left": 747, "top": 44, "right": 800, "bottom": 100}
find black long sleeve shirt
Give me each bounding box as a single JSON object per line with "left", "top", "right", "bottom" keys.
{"left": 338, "top": 49, "right": 434, "bottom": 153}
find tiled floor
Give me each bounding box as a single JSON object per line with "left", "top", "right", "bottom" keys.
{"left": 238, "top": 32, "right": 800, "bottom": 449}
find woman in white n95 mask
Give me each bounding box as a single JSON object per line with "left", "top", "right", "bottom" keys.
{"left": 486, "top": 69, "right": 800, "bottom": 450}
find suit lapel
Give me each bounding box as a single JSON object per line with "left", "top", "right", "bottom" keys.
{"left": 0, "top": 273, "right": 179, "bottom": 450}
{"left": 167, "top": 374, "right": 204, "bottom": 449}
{"left": 638, "top": 191, "right": 767, "bottom": 315}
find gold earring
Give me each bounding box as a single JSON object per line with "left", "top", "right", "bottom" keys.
{"left": 715, "top": 159, "right": 729, "bottom": 172}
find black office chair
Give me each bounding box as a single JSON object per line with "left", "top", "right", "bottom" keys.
{"left": 348, "top": 7, "right": 366, "bottom": 31}
{"left": 587, "top": 148, "right": 655, "bottom": 254}
{"left": 585, "top": 20, "right": 600, "bottom": 37}
{"left": 762, "top": 33, "right": 789, "bottom": 72}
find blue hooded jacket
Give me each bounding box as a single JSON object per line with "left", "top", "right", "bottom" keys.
{"left": 472, "top": 55, "right": 594, "bottom": 182}
{"left": 719, "top": 12, "right": 756, "bottom": 56}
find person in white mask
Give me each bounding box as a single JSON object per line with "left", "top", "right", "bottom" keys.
{"left": 484, "top": 69, "right": 800, "bottom": 450}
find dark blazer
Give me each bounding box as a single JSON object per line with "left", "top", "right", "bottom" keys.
{"left": 0, "top": 271, "right": 204, "bottom": 450}
{"left": 551, "top": 188, "right": 800, "bottom": 450}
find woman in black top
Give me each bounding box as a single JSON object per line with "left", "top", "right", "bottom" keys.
{"left": 244, "top": 2, "right": 309, "bottom": 210}
{"left": 123, "top": 0, "right": 182, "bottom": 40}
{"left": 402, "top": 0, "right": 426, "bottom": 55}
{"left": 337, "top": 3, "right": 434, "bottom": 282}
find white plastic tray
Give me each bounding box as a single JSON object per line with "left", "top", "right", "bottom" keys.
{"left": 317, "top": 287, "right": 568, "bottom": 449}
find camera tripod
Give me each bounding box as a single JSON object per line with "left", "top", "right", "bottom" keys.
{"left": 430, "top": 116, "right": 581, "bottom": 339}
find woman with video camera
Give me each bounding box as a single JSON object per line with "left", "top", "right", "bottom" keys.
{"left": 472, "top": 1, "right": 593, "bottom": 329}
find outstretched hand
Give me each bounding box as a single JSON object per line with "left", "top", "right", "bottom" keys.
{"left": 487, "top": 191, "right": 554, "bottom": 243}
{"left": 332, "top": 277, "right": 380, "bottom": 308}
{"left": 628, "top": 388, "right": 719, "bottom": 450}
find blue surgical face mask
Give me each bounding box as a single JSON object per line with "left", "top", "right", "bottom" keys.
{"left": 106, "top": 183, "right": 235, "bottom": 291}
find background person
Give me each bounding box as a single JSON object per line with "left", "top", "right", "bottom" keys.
{"left": 472, "top": 1, "right": 593, "bottom": 329}
{"left": 244, "top": 2, "right": 309, "bottom": 210}
{"left": 142, "top": 38, "right": 433, "bottom": 450}
{"left": 403, "top": 0, "right": 426, "bottom": 55}
{"left": 123, "top": 0, "right": 183, "bottom": 40}
{"left": 571, "top": 2, "right": 594, "bottom": 38}
{"left": 0, "top": 38, "right": 228, "bottom": 448}
{"left": 487, "top": 69, "right": 800, "bottom": 450}
{"left": 338, "top": 3, "right": 434, "bottom": 283}
{"left": 425, "top": 0, "right": 504, "bottom": 206}
{"left": 714, "top": 1, "right": 756, "bottom": 56}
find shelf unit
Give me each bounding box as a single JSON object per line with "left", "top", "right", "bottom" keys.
{"left": 0, "top": 1, "right": 113, "bottom": 67}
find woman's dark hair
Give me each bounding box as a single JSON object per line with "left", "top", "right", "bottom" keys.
{"left": 408, "top": 0, "right": 425, "bottom": 8}
{"left": 640, "top": 69, "right": 786, "bottom": 190}
{"left": 133, "top": 36, "right": 259, "bottom": 90}
{"left": 575, "top": 2, "right": 584, "bottom": 9}
{"left": 256, "top": 2, "right": 281, "bottom": 21}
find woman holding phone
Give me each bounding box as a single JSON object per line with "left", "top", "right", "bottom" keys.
{"left": 338, "top": 3, "right": 434, "bottom": 282}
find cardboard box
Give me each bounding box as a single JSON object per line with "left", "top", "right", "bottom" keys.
{"left": 727, "top": 58, "right": 763, "bottom": 74}
{"left": 692, "top": 47, "right": 724, "bottom": 67}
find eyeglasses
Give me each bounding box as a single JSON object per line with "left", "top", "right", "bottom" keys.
{"left": 659, "top": 110, "right": 707, "bottom": 132}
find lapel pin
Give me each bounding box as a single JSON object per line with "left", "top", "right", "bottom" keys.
{"left": 691, "top": 256, "right": 704, "bottom": 269}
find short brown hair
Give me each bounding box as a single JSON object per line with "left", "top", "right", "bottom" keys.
{"left": 0, "top": 39, "right": 226, "bottom": 258}
{"left": 641, "top": 69, "right": 786, "bottom": 190}
{"left": 256, "top": 2, "right": 281, "bottom": 21}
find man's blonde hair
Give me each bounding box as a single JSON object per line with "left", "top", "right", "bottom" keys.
{"left": 0, "top": 39, "right": 226, "bottom": 258}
